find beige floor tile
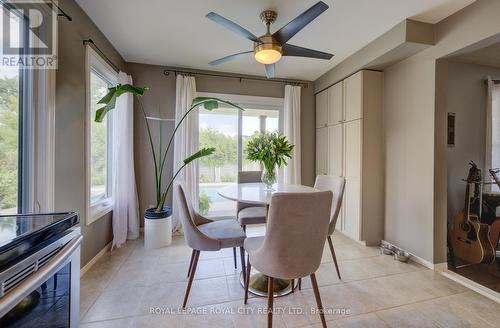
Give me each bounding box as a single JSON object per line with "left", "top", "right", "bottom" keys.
{"left": 83, "top": 286, "right": 146, "bottom": 322}
{"left": 334, "top": 313, "right": 388, "bottom": 328}
{"left": 376, "top": 295, "right": 495, "bottom": 328}
{"left": 446, "top": 291, "right": 500, "bottom": 327}
{"left": 79, "top": 317, "right": 134, "bottom": 328}
{"left": 79, "top": 231, "right": 494, "bottom": 328}
{"left": 104, "top": 266, "right": 153, "bottom": 291}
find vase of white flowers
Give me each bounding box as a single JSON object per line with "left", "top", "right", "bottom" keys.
{"left": 246, "top": 132, "right": 294, "bottom": 190}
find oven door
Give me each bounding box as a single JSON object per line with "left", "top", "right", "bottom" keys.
{"left": 0, "top": 231, "right": 82, "bottom": 328}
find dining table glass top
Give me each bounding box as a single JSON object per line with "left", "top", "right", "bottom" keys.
{"left": 217, "top": 182, "right": 318, "bottom": 205}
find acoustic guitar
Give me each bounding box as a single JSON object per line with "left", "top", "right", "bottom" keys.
{"left": 450, "top": 162, "right": 495, "bottom": 264}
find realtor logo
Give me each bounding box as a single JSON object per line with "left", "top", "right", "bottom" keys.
{"left": 1, "top": 0, "right": 58, "bottom": 69}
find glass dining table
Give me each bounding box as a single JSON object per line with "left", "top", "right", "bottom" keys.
{"left": 218, "top": 182, "right": 318, "bottom": 297}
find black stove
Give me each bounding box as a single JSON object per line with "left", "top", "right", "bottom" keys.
{"left": 0, "top": 213, "right": 81, "bottom": 327}
{"left": 0, "top": 213, "right": 79, "bottom": 271}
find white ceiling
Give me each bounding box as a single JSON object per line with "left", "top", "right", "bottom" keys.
{"left": 75, "top": 0, "right": 475, "bottom": 81}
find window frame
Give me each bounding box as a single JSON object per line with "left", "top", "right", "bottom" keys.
{"left": 197, "top": 92, "right": 283, "bottom": 218}
{"left": 85, "top": 46, "right": 117, "bottom": 225}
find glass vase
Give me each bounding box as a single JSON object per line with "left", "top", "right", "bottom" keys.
{"left": 261, "top": 165, "right": 277, "bottom": 191}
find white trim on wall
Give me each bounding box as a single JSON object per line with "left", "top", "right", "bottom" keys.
{"left": 437, "top": 267, "right": 500, "bottom": 303}
{"left": 197, "top": 92, "right": 284, "bottom": 111}
{"left": 85, "top": 46, "right": 118, "bottom": 225}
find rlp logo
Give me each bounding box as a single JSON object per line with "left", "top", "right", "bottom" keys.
{"left": 2, "top": 1, "right": 55, "bottom": 55}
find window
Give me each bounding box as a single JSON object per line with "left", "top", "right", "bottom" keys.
{"left": 198, "top": 93, "right": 283, "bottom": 218}
{"left": 0, "top": 9, "right": 30, "bottom": 214}
{"left": 86, "top": 47, "right": 117, "bottom": 223}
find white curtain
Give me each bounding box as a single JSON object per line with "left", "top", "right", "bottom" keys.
{"left": 172, "top": 75, "right": 198, "bottom": 232}
{"left": 111, "top": 72, "right": 140, "bottom": 248}
{"left": 487, "top": 77, "right": 500, "bottom": 192}
{"left": 283, "top": 85, "right": 302, "bottom": 184}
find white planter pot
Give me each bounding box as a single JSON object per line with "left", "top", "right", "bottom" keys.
{"left": 144, "top": 215, "right": 172, "bottom": 249}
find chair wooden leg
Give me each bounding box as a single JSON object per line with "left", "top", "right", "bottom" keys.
{"left": 233, "top": 247, "right": 237, "bottom": 269}
{"left": 183, "top": 250, "right": 200, "bottom": 309}
{"left": 310, "top": 273, "right": 326, "bottom": 328}
{"left": 298, "top": 278, "right": 302, "bottom": 290}
{"left": 240, "top": 247, "right": 246, "bottom": 282}
{"left": 267, "top": 276, "right": 274, "bottom": 328}
{"left": 187, "top": 249, "right": 195, "bottom": 278}
{"left": 327, "top": 236, "right": 341, "bottom": 280}
{"left": 244, "top": 255, "right": 251, "bottom": 304}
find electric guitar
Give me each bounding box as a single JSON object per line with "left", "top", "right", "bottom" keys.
{"left": 450, "top": 162, "right": 495, "bottom": 264}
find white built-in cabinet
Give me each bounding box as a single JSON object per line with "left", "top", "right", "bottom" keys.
{"left": 315, "top": 70, "right": 384, "bottom": 245}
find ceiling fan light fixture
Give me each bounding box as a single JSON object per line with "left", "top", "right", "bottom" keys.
{"left": 254, "top": 43, "right": 282, "bottom": 65}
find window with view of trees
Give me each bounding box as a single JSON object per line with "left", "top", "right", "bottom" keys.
{"left": 198, "top": 95, "right": 282, "bottom": 218}
{"left": 0, "top": 11, "right": 28, "bottom": 215}
{"left": 89, "top": 71, "right": 112, "bottom": 204}
{"left": 0, "top": 72, "right": 21, "bottom": 214}
{"left": 86, "top": 47, "right": 117, "bottom": 223}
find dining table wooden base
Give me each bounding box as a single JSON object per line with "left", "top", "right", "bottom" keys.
{"left": 240, "top": 269, "right": 298, "bottom": 297}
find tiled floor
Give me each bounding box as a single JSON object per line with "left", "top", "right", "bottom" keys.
{"left": 80, "top": 226, "right": 500, "bottom": 327}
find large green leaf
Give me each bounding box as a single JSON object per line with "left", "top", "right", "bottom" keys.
{"left": 183, "top": 147, "right": 216, "bottom": 165}
{"left": 95, "top": 84, "right": 148, "bottom": 122}
{"left": 191, "top": 97, "right": 244, "bottom": 112}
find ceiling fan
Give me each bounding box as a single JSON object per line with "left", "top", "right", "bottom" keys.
{"left": 206, "top": 1, "right": 334, "bottom": 79}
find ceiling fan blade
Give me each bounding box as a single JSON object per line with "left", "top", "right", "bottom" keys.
{"left": 265, "top": 64, "right": 275, "bottom": 79}
{"left": 209, "top": 51, "right": 253, "bottom": 66}
{"left": 273, "top": 1, "right": 328, "bottom": 44}
{"left": 206, "top": 12, "right": 260, "bottom": 43}
{"left": 282, "top": 44, "right": 333, "bottom": 60}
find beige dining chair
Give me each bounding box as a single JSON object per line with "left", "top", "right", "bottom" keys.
{"left": 243, "top": 191, "right": 333, "bottom": 328}
{"left": 176, "top": 183, "right": 247, "bottom": 308}
{"left": 314, "top": 175, "right": 346, "bottom": 280}
{"left": 237, "top": 171, "right": 267, "bottom": 231}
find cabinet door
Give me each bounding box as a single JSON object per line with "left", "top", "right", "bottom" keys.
{"left": 316, "top": 90, "right": 328, "bottom": 128}
{"left": 328, "top": 81, "right": 344, "bottom": 125}
{"left": 315, "top": 127, "right": 328, "bottom": 175}
{"left": 343, "top": 120, "right": 362, "bottom": 240}
{"left": 343, "top": 178, "right": 360, "bottom": 240}
{"left": 344, "top": 71, "right": 363, "bottom": 121}
{"left": 328, "top": 124, "right": 343, "bottom": 177}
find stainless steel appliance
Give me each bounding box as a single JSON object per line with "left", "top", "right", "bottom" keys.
{"left": 0, "top": 213, "right": 81, "bottom": 327}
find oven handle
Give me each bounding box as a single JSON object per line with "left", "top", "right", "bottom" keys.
{"left": 0, "top": 235, "right": 83, "bottom": 318}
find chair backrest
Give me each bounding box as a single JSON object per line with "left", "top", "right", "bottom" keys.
{"left": 314, "top": 175, "right": 346, "bottom": 235}
{"left": 252, "top": 191, "right": 332, "bottom": 279}
{"left": 237, "top": 171, "right": 263, "bottom": 212}
{"left": 175, "top": 183, "right": 219, "bottom": 251}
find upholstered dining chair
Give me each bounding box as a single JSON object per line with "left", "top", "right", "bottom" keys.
{"left": 176, "top": 183, "right": 247, "bottom": 308}
{"left": 237, "top": 171, "right": 267, "bottom": 231}
{"left": 243, "top": 191, "right": 333, "bottom": 328}
{"left": 314, "top": 175, "right": 346, "bottom": 280}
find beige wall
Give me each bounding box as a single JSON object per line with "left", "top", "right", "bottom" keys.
{"left": 127, "top": 63, "right": 316, "bottom": 219}
{"left": 446, "top": 61, "right": 500, "bottom": 223}
{"left": 383, "top": 0, "right": 500, "bottom": 264}
{"left": 55, "top": 0, "right": 125, "bottom": 266}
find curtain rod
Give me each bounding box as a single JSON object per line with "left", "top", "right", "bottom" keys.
{"left": 83, "top": 39, "right": 121, "bottom": 73}
{"left": 47, "top": 1, "right": 72, "bottom": 21}
{"left": 163, "top": 69, "right": 308, "bottom": 88}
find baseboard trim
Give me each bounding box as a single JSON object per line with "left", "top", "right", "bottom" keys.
{"left": 81, "top": 241, "right": 112, "bottom": 277}
{"left": 437, "top": 267, "right": 500, "bottom": 303}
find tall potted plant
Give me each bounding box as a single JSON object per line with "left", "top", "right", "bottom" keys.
{"left": 246, "top": 132, "right": 294, "bottom": 190}
{"left": 95, "top": 84, "right": 242, "bottom": 247}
